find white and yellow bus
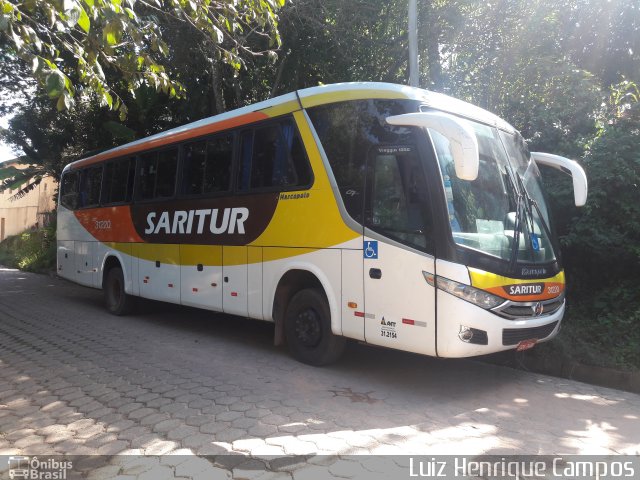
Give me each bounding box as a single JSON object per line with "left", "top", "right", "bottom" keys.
{"left": 57, "top": 82, "right": 587, "bottom": 365}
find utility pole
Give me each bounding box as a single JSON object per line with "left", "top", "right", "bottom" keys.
{"left": 408, "top": 0, "right": 419, "bottom": 87}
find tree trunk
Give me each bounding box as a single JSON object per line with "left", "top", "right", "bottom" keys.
{"left": 426, "top": 32, "right": 442, "bottom": 91}
{"left": 210, "top": 60, "right": 225, "bottom": 115}
{"left": 271, "top": 51, "right": 289, "bottom": 98}
{"left": 423, "top": 2, "right": 443, "bottom": 91}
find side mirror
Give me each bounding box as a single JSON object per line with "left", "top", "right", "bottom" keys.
{"left": 386, "top": 112, "right": 479, "bottom": 181}
{"left": 530, "top": 152, "right": 588, "bottom": 207}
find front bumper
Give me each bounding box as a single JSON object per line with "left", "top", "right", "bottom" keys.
{"left": 436, "top": 289, "right": 564, "bottom": 358}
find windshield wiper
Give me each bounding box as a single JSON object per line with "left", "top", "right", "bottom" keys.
{"left": 507, "top": 167, "right": 557, "bottom": 272}
{"left": 505, "top": 165, "right": 524, "bottom": 273}
{"left": 514, "top": 172, "right": 555, "bottom": 257}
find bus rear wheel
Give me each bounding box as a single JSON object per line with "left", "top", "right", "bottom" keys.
{"left": 284, "top": 288, "right": 346, "bottom": 366}
{"left": 104, "top": 266, "right": 136, "bottom": 316}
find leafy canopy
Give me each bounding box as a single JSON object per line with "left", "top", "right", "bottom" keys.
{"left": 0, "top": 0, "right": 285, "bottom": 119}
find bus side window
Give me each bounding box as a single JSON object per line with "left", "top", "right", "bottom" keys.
{"left": 78, "top": 166, "right": 102, "bottom": 208}
{"left": 60, "top": 171, "right": 79, "bottom": 210}
{"left": 183, "top": 135, "right": 233, "bottom": 196}
{"left": 366, "top": 149, "right": 432, "bottom": 252}
{"left": 138, "top": 149, "right": 178, "bottom": 200}
{"left": 204, "top": 135, "right": 233, "bottom": 193}
{"left": 238, "top": 119, "right": 311, "bottom": 192}
{"left": 156, "top": 149, "right": 178, "bottom": 198}
{"left": 307, "top": 99, "right": 418, "bottom": 226}
{"left": 307, "top": 103, "right": 366, "bottom": 223}
{"left": 251, "top": 125, "right": 279, "bottom": 189}
{"left": 139, "top": 152, "right": 158, "bottom": 200}
{"left": 238, "top": 131, "right": 254, "bottom": 191}
{"left": 126, "top": 157, "right": 135, "bottom": 202}
{"left": 182, "top": 141, "right": 207, "bottom": 195}
{"left": 273, "top": 121, "right": 311, "bottom": 188}
{"left": 103, "top": 157, "right": 134, "bottom": 205}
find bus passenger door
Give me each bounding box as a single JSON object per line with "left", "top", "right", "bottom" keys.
{"left": 363, "top": 238, "right": 436, "bottom": 356}
{"left": 362, "top": 146, "right": 437, "bottom": 356}
{"left": 223, "top": 246, "right": 248, "bottom": 317}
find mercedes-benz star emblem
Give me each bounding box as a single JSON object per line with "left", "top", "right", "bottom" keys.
{"left": 533, "top": 302, "right": 543, "bottom": 316}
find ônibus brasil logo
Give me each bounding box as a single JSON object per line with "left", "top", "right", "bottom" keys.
{"left": 8, "top": 456, "right": 73, "bottom": 479}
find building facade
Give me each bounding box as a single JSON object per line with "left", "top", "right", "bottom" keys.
{"left": 0, "top": 160, "right": 57, "bottom": 241}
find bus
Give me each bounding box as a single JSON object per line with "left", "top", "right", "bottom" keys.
{"left": 57, "top": 82, "right": 587, "bottom": 365}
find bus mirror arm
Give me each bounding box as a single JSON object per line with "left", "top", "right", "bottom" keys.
{"left": 386, "top": 112, "right": 479, "bottom": 181}
{"left": 530, "top": 152, "right": 588, "bottom": 207}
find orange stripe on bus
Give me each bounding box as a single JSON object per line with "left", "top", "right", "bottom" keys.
{"left": 70, "top": 112, "right": 269, "bottom": 170}
{"left": 74, "top": 206, "right": 144, "bottom": 243}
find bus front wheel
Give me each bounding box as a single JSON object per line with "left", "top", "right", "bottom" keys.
{"left": 284, "top": 288, "right": 346, "bottom": 366}
{"left": 104, "top": 266, "right": 136, "bottom": 316}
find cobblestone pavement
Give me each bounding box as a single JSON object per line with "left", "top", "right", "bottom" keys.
{"left": 0, "top": 267, "right": 639, "bottom": 479}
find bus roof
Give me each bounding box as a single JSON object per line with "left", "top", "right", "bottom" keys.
{"left": 65, "top": 82, "right": 516, "bottom": 171}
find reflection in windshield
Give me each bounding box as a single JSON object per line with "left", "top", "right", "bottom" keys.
{"left": 429, "top": 120, "right": 556, "bottom": 265}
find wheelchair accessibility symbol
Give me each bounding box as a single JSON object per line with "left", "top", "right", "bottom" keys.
{"left": 364, "top": 241, "right": 378, "bottom": 259}
{"left": 530, "top": 233, "right": 540, "bottom": 252}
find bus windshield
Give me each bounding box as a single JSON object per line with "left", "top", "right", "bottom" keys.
{"left": 429, "top": 119, "right": 556, "bottom": 265}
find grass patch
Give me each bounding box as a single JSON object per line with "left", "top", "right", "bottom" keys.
{"left": 529, "top": 296, "right": 640, "bottom": 372}
{"left": 0, "top": 221, "right": 56, "bottom": 273}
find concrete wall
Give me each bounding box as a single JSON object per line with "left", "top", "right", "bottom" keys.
{"left": 0, "top": 163, "right": 57, "bottom": 241}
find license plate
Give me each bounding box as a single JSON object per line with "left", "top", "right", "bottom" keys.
{"left": 516, "top": 338, "right": 538, "bottom": 351}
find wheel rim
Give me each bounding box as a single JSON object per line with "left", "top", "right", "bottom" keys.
{"left": 294, "top": 307, "right": 322, "bottom": 347}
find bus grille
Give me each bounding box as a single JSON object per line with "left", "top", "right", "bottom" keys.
{"left": 502, "top": 321, "right": 559, "bottom": 346}
{"left": 492, "top": 296, "right": 564, "bottom": 320}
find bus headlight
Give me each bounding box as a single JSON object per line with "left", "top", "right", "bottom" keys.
{"left": 429, "top": 274, "right": 505, "bottom": 309}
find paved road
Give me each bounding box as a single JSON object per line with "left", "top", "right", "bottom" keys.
{"left": 0, "top": 267, "right": 638, "bottom": 478}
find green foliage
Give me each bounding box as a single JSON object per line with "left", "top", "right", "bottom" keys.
{"left": 539, "top": 81, "right": 640, "bottom": 370}
{"left": 0, "top": 91, "right": 123, "bottom": 195}
{"left": 563, "top": 92, "right": 640, "bottom": 279}
{"left": 574, "top": 282, "right": 640, "bottom": 368}
{"left": 236, "top": 0, "right": 414, "bottom": 99}
{"left": 439, "top": 1, "right": 602, "bottom": 157}
{"left": 0, "top": 0, "right": 286, "bottom": 117}
{"left": 0, "top": 220, "right": 56, "bottom": 273}
{"left": 563, "top": 0, "right": 640, "bottom": 87}
{"left": 0, "top": 159, "right": 45, "bottom": 199}
{"left": 534, "top": 281, "right": 640, "bottom": 371}
{"left": 102, "top": 120, "right": 136, "bottom": 142}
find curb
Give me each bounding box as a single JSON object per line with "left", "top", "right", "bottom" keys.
{"left": 482, "top": 352, "right": 640, "bottom": 394}
{"left": 526, "top": 356, "right": 640, "bottom": 394}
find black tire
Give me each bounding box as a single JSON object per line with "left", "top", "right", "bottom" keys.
{"left": 104, "top": 266, "right": 136, "bottom": 315}
{"left": 284, "top": 288, "right": 346, "bottom": 366}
